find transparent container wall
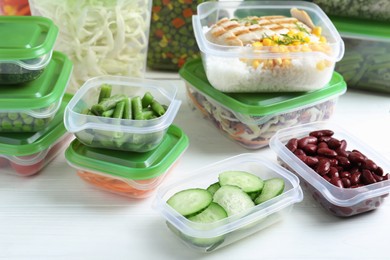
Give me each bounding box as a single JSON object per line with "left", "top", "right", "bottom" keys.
{"left": 29, "top": 0, "right": 152, "bottom": 93}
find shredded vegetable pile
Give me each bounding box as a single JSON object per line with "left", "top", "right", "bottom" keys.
{"left": 29, "top": 0, "right": 151, "bottom": 93}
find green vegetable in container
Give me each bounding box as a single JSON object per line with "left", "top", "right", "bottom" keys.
{"left": 0, "top": 63, "right": 43, "bottom": 85}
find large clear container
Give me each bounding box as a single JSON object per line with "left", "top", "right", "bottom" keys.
{"left": 0, "top": 94, "right": 74, "bottom": 177}
{"left": 0, "top": 51, "right": 72, "bottom": 132}
{"left": 332, "top": 16, "right": 390, "bottom": 94}
{"left": 192, "top": 1, "right": 344, "bottom": 92}
{"left": 180, "top": 59, "right": 346, "bottom": 150}
{"left": 29, "top": 0, "right": 152, "bottom": 93}
{"left": 0, "top": 15, "right": 58, "bottom": 84}
{"left": 153, "top": 153, "right": 303, "bottom": 252}
{"left": 65, "top": 125, "right": 189, "bottom": 199}
{"left": 269, "top": 121, "right": 390, "bottom": 217}
{"left": 64, "top": 75, "right": 181, "bottom": 152}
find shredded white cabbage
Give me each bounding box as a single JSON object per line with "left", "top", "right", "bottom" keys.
{"left": 29, "top": 0, "right": 151, "bottom": 93}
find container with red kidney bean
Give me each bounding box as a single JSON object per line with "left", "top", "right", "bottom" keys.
{"left": 269, "top": 121, "right": 390, "bottom": 217}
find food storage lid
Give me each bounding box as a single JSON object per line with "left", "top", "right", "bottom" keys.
{"left": 331, "top": 16, "right": 390, "bottom": 41}
{"left": 0, "top": 94, "right": 72, "bottom": 157}
{"left": 65, "top": 125, "right": 189, "bottom": 180}
{"left": 180, "top": 59, "right": 346, "bottom": 116}
{"left": 0, "top": 51, "right": 73, "bottom": 113}
{"left": 0, "top": 16, "right": 58, "bottom": 67}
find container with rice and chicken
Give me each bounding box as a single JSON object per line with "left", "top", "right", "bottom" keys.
{"left": 192, "top": 1, "right": 344, "bottom": 92}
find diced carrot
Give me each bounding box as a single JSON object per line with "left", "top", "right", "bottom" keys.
{"left": 182, "top": 8, "right": 193, "bottom": 18}
{"left": 172, "top": 17, "right": 186, "bottom": 29}
{"left": 162, "top": 0, "right": 170, "bottom": 5}
{"left": 155, "top": 29, "right": 164, "bottom": 38}
{"left": 178, "top": 57, "right": 186, "bottom": 68}
{"left": 184, "top": 0, "right": 193, "bottom": 4}
{"left": 165, "top": 52, "right": 174, "bottom": 59}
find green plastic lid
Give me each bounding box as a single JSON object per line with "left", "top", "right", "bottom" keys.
{"left": 65, "top": 125, "right": 189, "bottom": 180}
{"left": 331, "top": 16, "right": 390, "bottom": 42}
{"left": 0, "top": 16, "right": 58, "bottom": 60}
{"left": 179, "top": 59, "right": 347, "bottom": 116}
{"left": 0, "top": 51, "right": 73, "bottom": 110}
{"left": 0, "top": 94, "right": 72, "bottom": 156}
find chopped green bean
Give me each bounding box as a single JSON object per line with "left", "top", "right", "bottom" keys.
{"left": 113, "top": 101, "right": 125, "bottom": 119}
{"left": 132, "top": 96, "right": 144, "bottom": 120}
{"left": 151, "top": 100, "right": 166, "bottom": 116}
{"left": 102, "top": 109, "right": 115, "bottom": 117}
{"left": 91, "top": 94, "right": 127, "bottom": 115}
{"left": 123, "top": 97, "right": 132, "bottom": 119}
{"left": 142, "top": 110, "right": 156, "bottom": 120}
{"left": 141, "top": 92, "right": 154, "bottom": 108}
{"left": 98, "top": 84, "right": 112, "bottom": 103}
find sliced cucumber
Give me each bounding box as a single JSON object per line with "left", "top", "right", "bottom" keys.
{"left": 218, "top": 170, "right": 264, "bottom": 193}
{"left": 167, "top": 188, "right": 212, "bottom": 217}
{"left": 206, "top": 182, "right": 221, "bottom": 196}
{"left": 213, "top": 185, "right": 255, "bottom": 217}
{"left": 188, "top": 202, "right": 227, "bottom": 223}
{"left": 254, "top": 178, "right": 285, "bottom": 205}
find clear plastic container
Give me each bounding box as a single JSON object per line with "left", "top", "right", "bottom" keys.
{"left": 332, "top": 17, "right": 390, "bottom": 94}
{"left": 0, "top": 94, "right": 74, "bottom": 177}
{"left": 153, "top": 153, "right": 303, "bottom": 252}
{"left": 64, "top": 75, "right": 181, "bottom": 152}
{"left": 180, "top": 59, "right": 346, "bottom": 149}
{"left": 0, "top": 51, "right": 72, "bottom": 132}
{"left": 192, "top": 1, "right": 344, "bottom": 92}
{"left": 29, "top": 0, "right": 152, "bottom": 93}
{"left": 269, "top": 121, "right": 390, "bottom": 217}
{"left": 0, "top": 15, "right": 58, "bottom": 84}
{"left": 65, "top": 125, "right": 189, "bottom": 199}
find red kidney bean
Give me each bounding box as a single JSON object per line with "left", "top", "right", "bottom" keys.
{"left": 339, "top": 140, "right": 347, "bottom": 150}
{"left": 375, "top": 167, "right": 384, "bottom": 176}
{"left": 348, "top": 152, "right": 366, "bottom": 164}
{"left": 309, "top": 129, "right": 334, "bottom": 138}
{"left": 342, "top": 177, "right": 351, "bottom": 188}
{"left": 350, "top": 172, "right": 362, "bottom": 185}
{"left": 328, "top": 138, "right": 341, "bottom": 149}
{"left": 316, "top": 159, "right": 331, "bottom": 175}
{"left": 317, "top": 142, "right": 328, "bottom": 149}
{"left": 362, "top": 159, "right": 378, "bottom": 171}
{"left": 318, "top": 136, "right": 332, "bottom": 142}
{"left": 336, "top": 156, "right": 351, "bottom": 169}
{"left": 301, "top": 156, "right": 319, "bottom": 167}
{"left": 294, "top": 149, "right": 306, "bottom": 156}
{"left": 339, "top": 171, "right": 351, "bottom": 179}
{"left": 336, "top": 148, "right": 349, "bottom": 157}
{"left": 383, "top": 173, "right": 390, "bottom": 180}
{"left": 350, "top": 167, "right": 359, "bottom": 174}
{"left": 373, "top": 174, "right": 383, "bottom": 182}
{"left": 362, "top": 170, "right": 376, "bottom": 185}
{"left": 330, "top": 177, "right": 344, "bottom": 188}
{"left": 317, "top": 148, "right": 338, "bottom": 158}
{"left": 352, "top": 149, "right": 367, "bottom": 159}
{"left": 323, "top": 175, "right": 331, "bottom": 182}
{"left": 286, "top": 138, "right": 298, "bottom": 152}
{"left": 302, "top": 144, "right": 317, "bottom": 155}
{"left": 328, "top": 167, "right": 339, "bottom": 178}
{"left": 298, "top": 136, "right": 318, "bottom": 149}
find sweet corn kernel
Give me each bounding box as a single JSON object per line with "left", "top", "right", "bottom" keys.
{"left": 312, "top": 26, "right": 322, "bottom": 37}
{"left": 297, "top": 32, "right": 305, "bottom": 38}
{"left": 320, "top": 36, "right": 327, "bottom": 43}
{"left": 252, "top": 60, "right": 260, "bottom": 69}
{"left": 262, "top": 38, "right": 273, "bottom": 46}
{"left": 303, "top": 37, "right": 310, "bottom": 43}
{"left": 252, "top": 41, "right": 263, "bottom": 47}
{"left": 301, "top": 45, "right": 311, "bottom": 52}
{"left": 316, "top": 60, "right": 326, "bottom": 71}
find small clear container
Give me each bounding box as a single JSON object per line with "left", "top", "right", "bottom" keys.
{"left": 0, "top": 15, "right": 58, "bottom": 84}
{"left": 180, "top": 59, "right": 346, "bottom": 149}
{"left": 0, "top": 51, "right": 73, "bottom": 132}
{"left": 192, "top": 1, "right": 344, "bottom": 92}
{"left": 269, "top": 121, "right": 390, "bottom": 217}
{"left": 0, "top": 94, "right": 74, "bottom": 177}
{"left": 332, "top": 16, "right": 390, "bottom": 94}
{"left": 64, "top": 75, "right": 181, "bottom": 152}
{"left": 65, "top": 125, "right": 189, "bottom": 199}
{"left": 153, "top": 153, "right": 303, "bottom": 253}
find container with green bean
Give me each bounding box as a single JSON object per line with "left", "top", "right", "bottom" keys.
{"left": 64, "top": 75, "right": 181, "bottom": 152}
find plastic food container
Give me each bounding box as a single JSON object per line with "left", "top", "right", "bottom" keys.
{"left": 180, "top": 59, "right": 346, "bottom": 149}
{"left": 0, "top": 94, "right": 74, "bottom": 177}
{"left": 29, "top": 0, "right": 152, "bottom": 93}
{"left": 0, "top": 0, "right": 31, "bottom": 15}
{"left": 65, "top": 125, "right": 189, "bottom": 199}
{"left": 312, "top": 0, "right": 390, "bottom": 23}
{"left": 64, "top": 75, "right": 181, "bottom": 152}
{"left": 0, "top": 51, "right": 72, "bottom": 133}
{"left": 269, "top": 121, "right": 390, "bottom": 217}
{"left": 332, "top": 17, "right": 390, "bottom": 94}
{"left": 147, "top": 0, "right": 206, "bottom": 71}
{"left": 153, "top": 153, "right": 303, "bottom": 252}
{"left": 192, "top": 1, "right": 344, "bottom": 92}
{"left": 0, "top": 15, "right": 58, "bottom": 84}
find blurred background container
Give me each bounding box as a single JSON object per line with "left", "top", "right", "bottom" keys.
{"left": 28, "top": 0, "right": 152, "bottom": 93}
{"left": 0, "top": 0, "right": 30, "bottom": 15}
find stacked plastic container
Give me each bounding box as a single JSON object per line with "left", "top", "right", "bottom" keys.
{"left": 0, "top": 15, "right": 73, "bottom": 176}
{"left": 64, "top": 76, "right": 189, "bottom": 198}
{"left": 180, "top": 1, "right": 346, "bottom": 150}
